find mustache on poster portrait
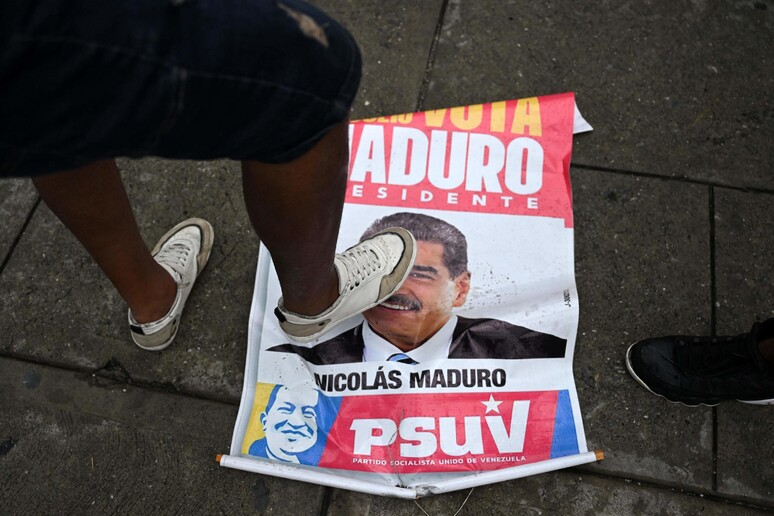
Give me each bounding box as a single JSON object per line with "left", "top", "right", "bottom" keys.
{"left": 276, "top": 425, "right": 314, "bottom": 438}
{"left": 380, "top": 294, "right": 422, "bottom": 311}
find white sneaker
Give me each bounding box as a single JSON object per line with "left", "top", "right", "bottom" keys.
{"left": 275, "top": 227, "right": 416, "bottom": 342}
{"left": 128, "top": 218, "right": 214, "bottom": 351}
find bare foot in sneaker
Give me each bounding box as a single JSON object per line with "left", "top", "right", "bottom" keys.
{"left": 241, "top": 121, "right": 352, "bottom": 321}
{"left": 274, "top": 227, "right": 417, "bottom": 342}
{"left": 32, "top": 162, "right": 213, "bottom": 351}
{"left": 128, "top": 271, "right": 177, "bottom": 324}
{"left": 128, "top": 218, "right": 214, "bottom": 350}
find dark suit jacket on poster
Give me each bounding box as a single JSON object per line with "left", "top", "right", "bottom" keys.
{"left": 267, "top": 317, "right": 567, "bottom": 365}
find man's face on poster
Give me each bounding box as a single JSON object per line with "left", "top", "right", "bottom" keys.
{"left": 260, "top": 387, "right": 319, "bottom": 458}
{"left": 364, "top": 241, "right": 470, "bottom": 351}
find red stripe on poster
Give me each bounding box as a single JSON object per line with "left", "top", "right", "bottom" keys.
{"left": 347, "top": 93, "right": 575, "bottom": 227}
{"left": 318, "top": 391, "right": 560, "bottom": 473}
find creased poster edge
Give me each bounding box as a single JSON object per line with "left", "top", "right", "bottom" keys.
{"left": 218, "top": 451, "right": 600, "bottom": 499}
{"left": 573, "top": 101, "right": 593, "bottom": 134}
{"left": 229, "top": 244, "right": 272, "bottom": 455}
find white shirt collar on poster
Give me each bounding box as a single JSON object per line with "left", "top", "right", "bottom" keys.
{"left": 361, "top": 315, "right": 458, "bottom": 363}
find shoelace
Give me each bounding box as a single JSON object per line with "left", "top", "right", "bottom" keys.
{"left": 676, "top": 337, "right": 753, "bottom": 376}
{"left": 339, "top": 245, "right": 381, "bottom": 290}
{"left": 155, "top": 241, "right": 193, "bottom": 281}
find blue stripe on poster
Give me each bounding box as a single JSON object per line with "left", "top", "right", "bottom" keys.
{"left": 550, "top": 390, "right": 579, "bottom": 458}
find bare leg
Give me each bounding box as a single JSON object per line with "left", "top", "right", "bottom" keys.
{"left": 32, "top": 159, "right": 175, "bottom": 323}
{"left": 34, "top": 118, "right": 348, "bottom": 323}
{"left": 242, "top": 121, "right": 348, "bottom": 316}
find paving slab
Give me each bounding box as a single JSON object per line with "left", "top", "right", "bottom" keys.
{"left": 328, "top": 470, "right": 768, "bottom": 515}
{"left": 570, "top": 168, "right": 713, "bottom": 488}
{"left": 0, "top": 178, "right": 37, "bottom": 266}
{"left": 318, "top": 0, "right": 445, "bottom": 118}
{"left": 424, "top": 0, "right": 773, "bottom": 189}
{"left": 0, "top": 356, "right": 325, "bottom": 515}
{"left": 714, "top": 187, "right": 774, "bottom": 506}
{"left": 0, "top": 158, "right": 256, "bottom": 401}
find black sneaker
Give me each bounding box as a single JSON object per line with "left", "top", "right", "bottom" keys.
{"left": 625, "top": 318, "right": 774, "bottom": 406}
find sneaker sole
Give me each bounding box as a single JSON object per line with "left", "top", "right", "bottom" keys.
{"left": 373, "top": 227, "right": 418, "bottom": 302}
{"left": 279, "top": 228, "right": 417, "bottom": 342}
{"left": 625, "top": 342, "right": 774, "bottom": 407}
{"left": 133, "top": 218, "right": 214, "bottom": 351}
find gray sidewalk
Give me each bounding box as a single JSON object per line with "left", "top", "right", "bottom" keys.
{"left": 1, "top": 1, "right": 772, "bottom": 514}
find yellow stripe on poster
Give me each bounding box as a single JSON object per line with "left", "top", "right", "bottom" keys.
{"left": 241, "top": 382, "right": 276, "bottom": 455}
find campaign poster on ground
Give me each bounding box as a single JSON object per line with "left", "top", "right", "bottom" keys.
{"left": 221, "top": 93, "right": 599, "bottom": 498}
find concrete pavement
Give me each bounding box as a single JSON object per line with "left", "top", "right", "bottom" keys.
{"left": 1, "top": 0, "right": 772, "bottom": 514}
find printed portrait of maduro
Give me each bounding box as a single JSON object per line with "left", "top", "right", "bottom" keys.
{"left": 269, "top": 212, "right": 567, "bottom": 365}
{"left": 248, "top": 384, "right": 339, "bottom": 465}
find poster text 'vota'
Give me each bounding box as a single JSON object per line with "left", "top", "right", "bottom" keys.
{"left": 347, "top": 98, "right": 557, "bottom": 215}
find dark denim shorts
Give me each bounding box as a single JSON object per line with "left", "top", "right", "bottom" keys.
{"left": 0, "top": 0, "right": 361, "bottom": 176}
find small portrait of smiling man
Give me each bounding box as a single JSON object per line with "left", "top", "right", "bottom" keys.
{"left": 268, "top": 212, "right": 567, "bottom": 364}
{"left": 248, "top": 384, "right": 325, "bottom": 464}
